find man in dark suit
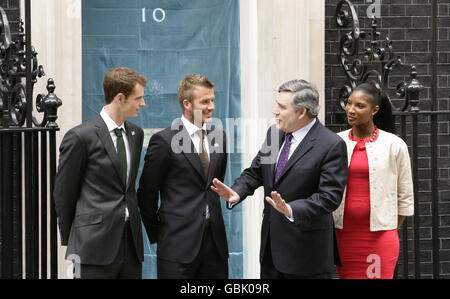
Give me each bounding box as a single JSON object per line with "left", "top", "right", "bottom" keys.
{"left": 212, "top": 79, "right": 348, "bottom": 278}
{"left": 137, "top": 74, "right": 229, "bottom": 279}
{"left": 53, "top": 67, "right": 147, "bottom": 279}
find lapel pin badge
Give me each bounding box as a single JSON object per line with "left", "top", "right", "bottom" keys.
{"left": 131, "top": 131, "right": 136, "bottom": 136}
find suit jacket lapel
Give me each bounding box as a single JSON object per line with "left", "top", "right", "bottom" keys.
{"left": 205, "top": 128, "right": 224, "bottom": 186}
{"left": 274, "top": 120, "right": 320, "bottom": 187}
{"left": 94, "top": 115, "right": 125, "bottom": 188}
{"left": 124, "top": 121, "right": 137, "bottom": 190}
{"left": 172, "top": 120, "right": 206, "bottom": 181}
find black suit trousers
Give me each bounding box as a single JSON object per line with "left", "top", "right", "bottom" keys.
{"left": 260, "top": 236, "right": 332, "bottom": 279}
{"left": 157, "top": 222, "right": 228, "bottom": 279}
{"left": 78, "top": 221, "right": 142, "bottom": 279}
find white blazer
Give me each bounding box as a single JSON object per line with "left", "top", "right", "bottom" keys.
{"left": 333, "top": 129, "right": 414, "bottom": 231}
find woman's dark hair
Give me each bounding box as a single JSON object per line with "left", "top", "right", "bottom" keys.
{"left": 353, "top": 83, "right": 396, "bottom": 133}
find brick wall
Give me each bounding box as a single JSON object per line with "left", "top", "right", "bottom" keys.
{"left": 325, "top": 0, "right": 450, "bottom": 278}
{"left": 0, "top": 0, "right": 20, "bottom": 38}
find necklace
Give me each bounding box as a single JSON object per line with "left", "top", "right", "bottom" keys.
{"left": 350, "top": 125, "right": 378, "bottom": 142}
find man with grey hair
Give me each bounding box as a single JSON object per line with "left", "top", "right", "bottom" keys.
{"left": 211, "top": 79, "right": 348, "bottom": 278}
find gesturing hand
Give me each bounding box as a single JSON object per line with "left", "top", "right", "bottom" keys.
{"left": 265, "top": 191, "right": 293, "bottom": 218}
{"left": 211, "top": 178, "right": 240, "bottom": 204}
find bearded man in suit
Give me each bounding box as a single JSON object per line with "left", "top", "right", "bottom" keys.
{"left": 54, "top": 67, "right": 147, "bottom": 279}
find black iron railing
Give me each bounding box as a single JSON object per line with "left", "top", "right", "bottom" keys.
{"left": 0, "top": 0, "right": 61, "bottom": 279}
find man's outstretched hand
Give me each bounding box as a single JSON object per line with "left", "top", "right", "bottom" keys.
{"left": 211, "top": 178, "right": 240, "bottom": 204}
{"left": 265, "top": 191, "right": 293, "bottom": 219}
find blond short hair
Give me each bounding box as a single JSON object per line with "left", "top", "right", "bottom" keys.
{"left": 178, "top": 74, "right": 214, "bottom": 108}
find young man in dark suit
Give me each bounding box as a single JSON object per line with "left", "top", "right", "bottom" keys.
{"left": 53, "top": 67, "right": 147, "bottom": 279}
{"left": 137, "top": 74, "right": 229, "bottom": 278}
{"left": 212, "top": 79, "right": 348, "bottom": 278}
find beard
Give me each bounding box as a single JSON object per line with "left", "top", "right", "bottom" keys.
{"left": 187, "top": 108, "right": 205, "bottom": 127}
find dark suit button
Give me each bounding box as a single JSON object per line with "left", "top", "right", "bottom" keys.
{"left": 203, "top": 212, "right": 206, "bottom": 217}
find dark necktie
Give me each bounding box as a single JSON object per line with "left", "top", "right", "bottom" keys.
{"left": 274, "top": 133, "right": 293, "bottom": 185}
{"left": 114, "top": 128, "right": 127, "bottom": 185}
{"left": 196, "top": 129, "right": 210, "bottom": 179}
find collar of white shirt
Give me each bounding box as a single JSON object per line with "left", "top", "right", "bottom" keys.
{"left": 100, "top": 107, "right": 127, "bottom": 133}
{"left": 181, "top": 114, "right": 206, "bottom": 136}
{"left": 290, "top": 117, "right": 316, "bottom": 144}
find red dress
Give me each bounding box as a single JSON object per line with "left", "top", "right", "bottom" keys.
{"left": 336, "top": 135, "right": 399, "bottom": 279}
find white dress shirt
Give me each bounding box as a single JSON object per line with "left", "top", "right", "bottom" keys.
{"left": 100, "top": 108, "right": 130, "bottom": 220}
{"left": 181, "top": 115, "right": 210, "bottom": 157}
{"left": 276, "top": 118, "right": 316, "bottom": 164}
{"left": 277, "top": 118, "right": 316, "bottom": 222}
{"left": 181, "top": 115, "right": 210, "bottom": 219}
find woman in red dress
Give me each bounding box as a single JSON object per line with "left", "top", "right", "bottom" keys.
{"left": 333, "top": 83, "right": 414, "bottom": 279}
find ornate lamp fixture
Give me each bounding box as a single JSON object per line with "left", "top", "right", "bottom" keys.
{"left": 335, "top": 0, "right": 423, "bottom": 112}
{"left": 0, "top": 8, "right": 62, "bottom": 129}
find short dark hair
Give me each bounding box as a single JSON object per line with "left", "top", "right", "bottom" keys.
{"left": 103, "top": 67, "right": 147, "bottom": 104}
